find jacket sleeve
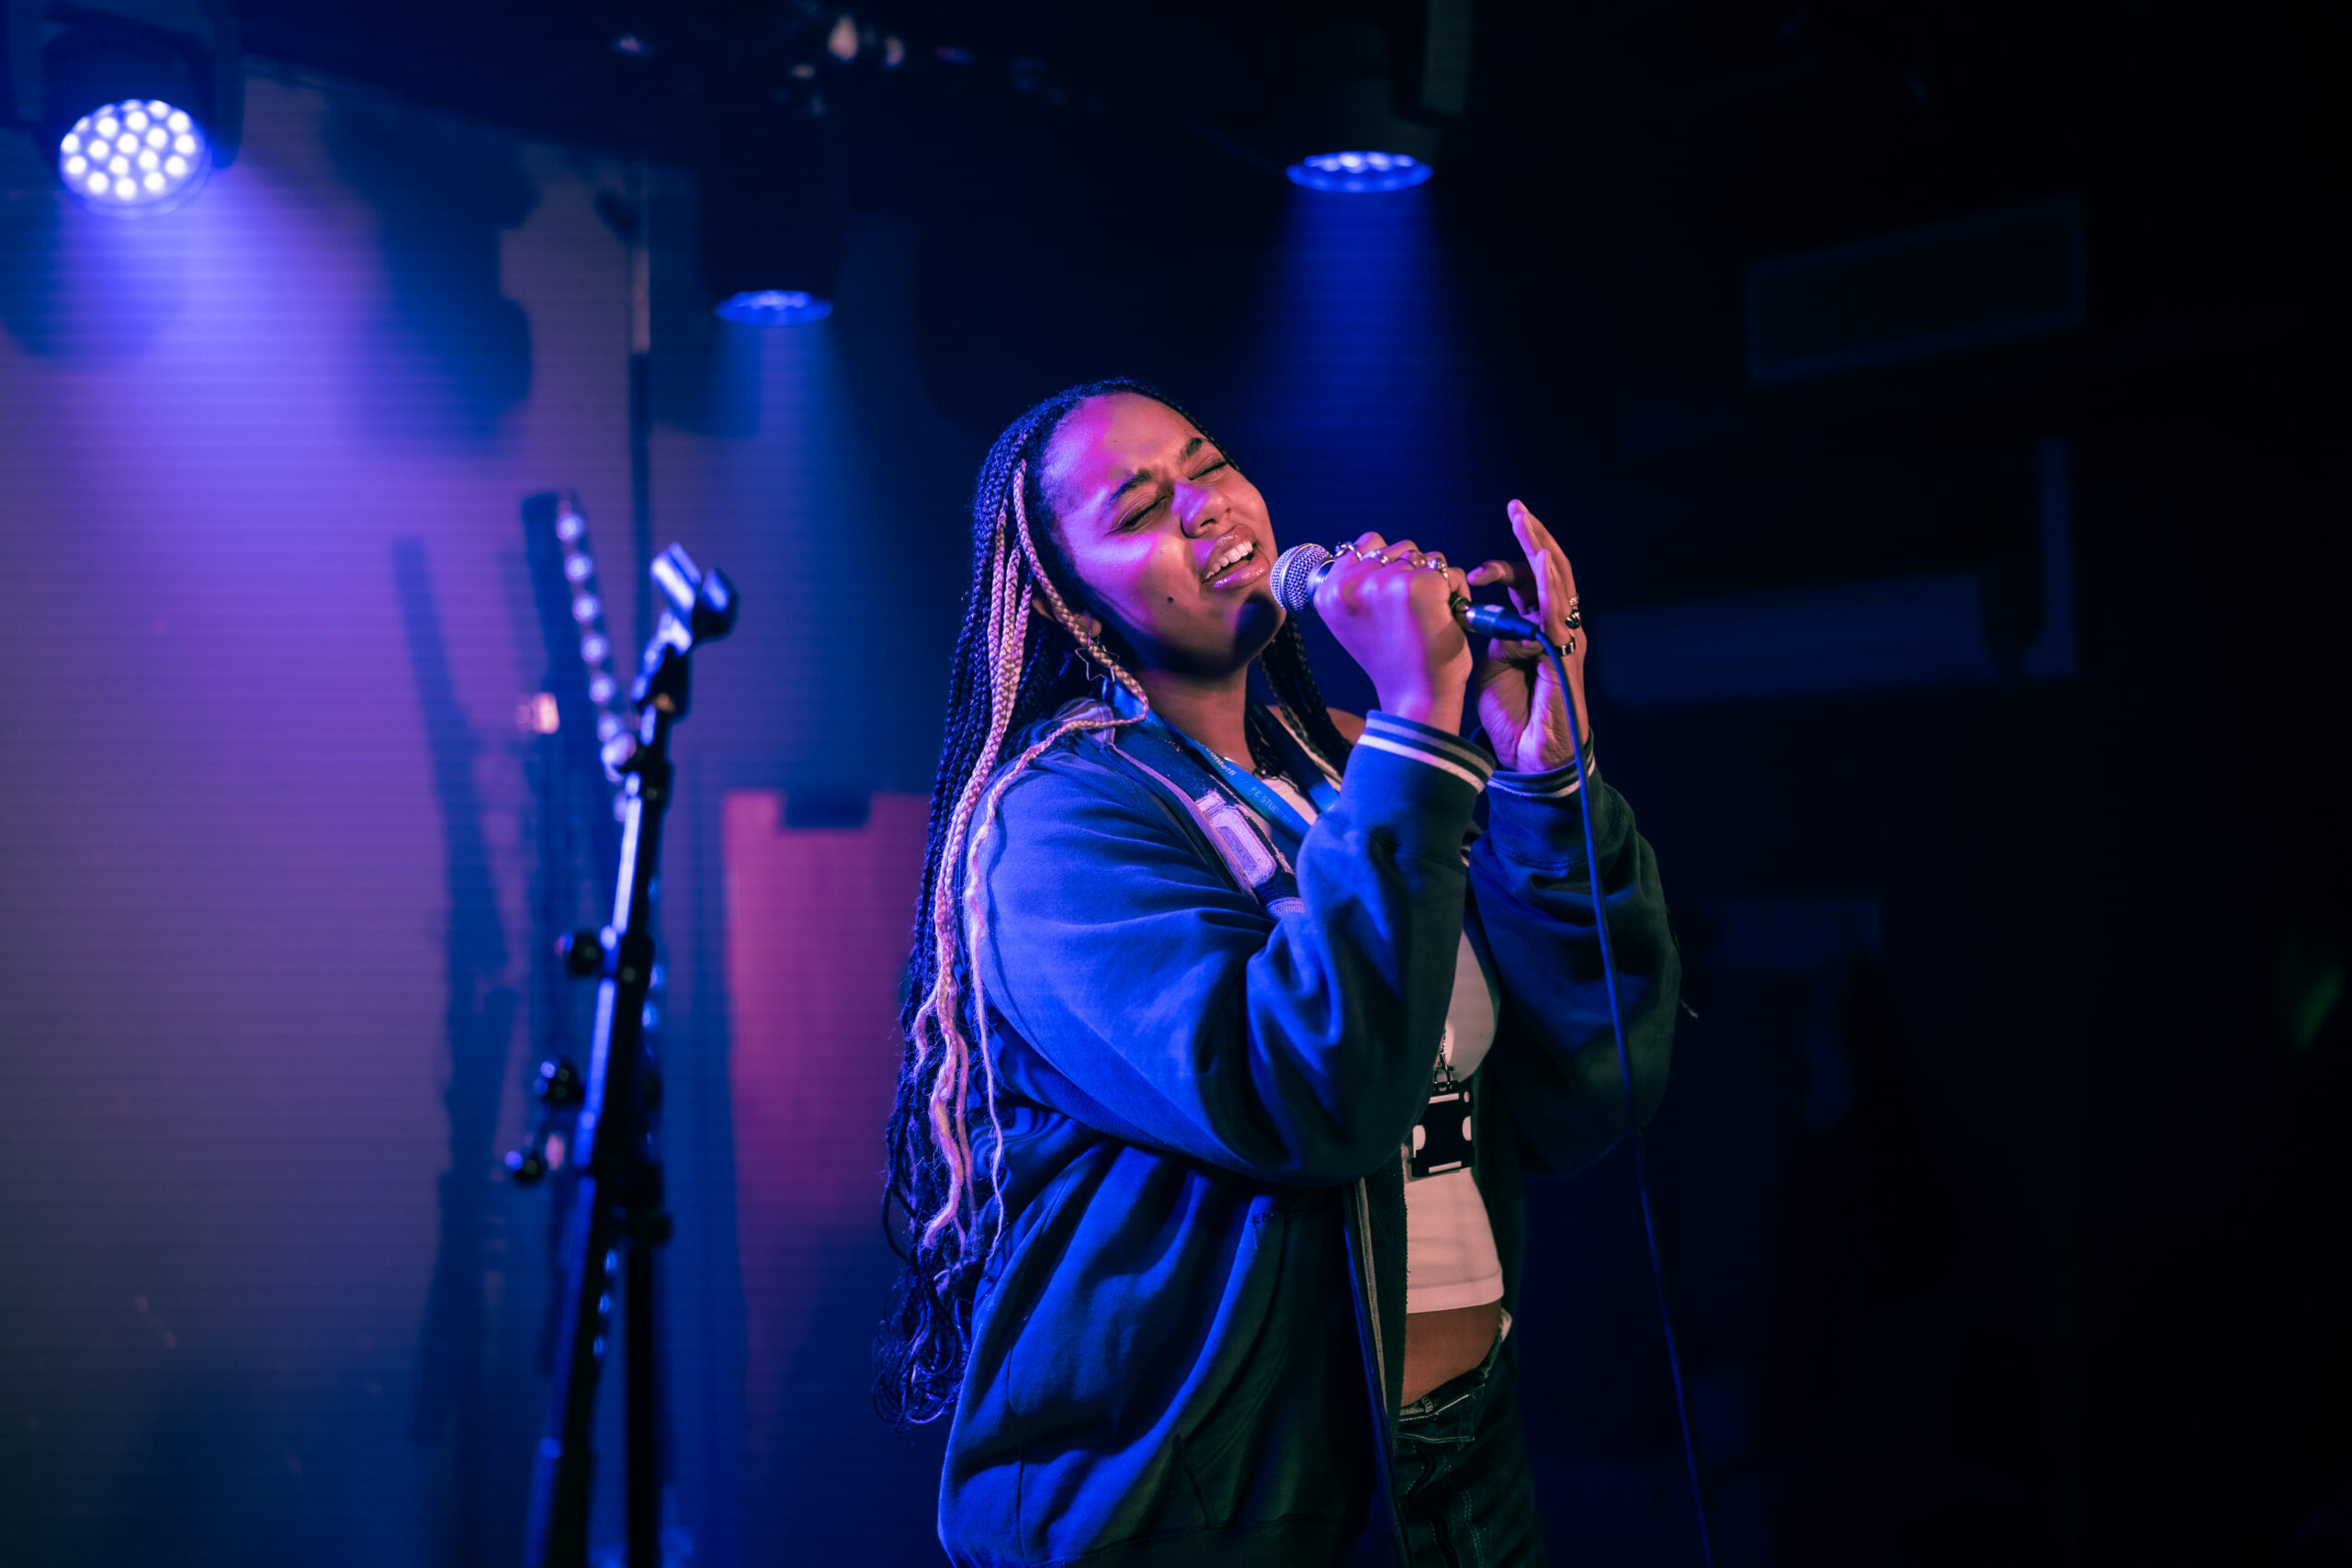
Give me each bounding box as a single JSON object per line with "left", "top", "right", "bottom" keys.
{"left": 1469, "top": 750, "right": 1681, "bottom": 1176}
{"left": 970, "top": 713, "right": 1491, "bottom": 1186}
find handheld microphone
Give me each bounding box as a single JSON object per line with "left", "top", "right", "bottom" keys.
{"left": 1269, "top": 543, "right": 1542, "bottom": 640}
{"left": 1273, "top": 536, "right": 1701, "bottom": 1562}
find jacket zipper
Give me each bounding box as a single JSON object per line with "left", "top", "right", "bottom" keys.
{"left": 1351, "top": 1178, "right": 1388, "bottom": 1382}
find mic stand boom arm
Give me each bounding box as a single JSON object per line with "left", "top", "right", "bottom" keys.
{"left": 522, "top": 544, "right": 738, "bottom": 1568}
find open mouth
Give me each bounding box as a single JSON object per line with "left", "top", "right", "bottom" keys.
{"left": 1202, "top": 536, "right": 1260, "bottom": 585}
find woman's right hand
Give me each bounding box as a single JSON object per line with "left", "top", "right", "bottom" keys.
{"left": 1310, "top": 533, "right": 1473, "bottom": 734}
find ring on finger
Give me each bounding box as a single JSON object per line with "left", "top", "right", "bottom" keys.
{"left": 1419, "top": 551, "right": 1448, "bottom": 571}
{"left": 1564, "top": 595, "right": 1583, "bottom": 630}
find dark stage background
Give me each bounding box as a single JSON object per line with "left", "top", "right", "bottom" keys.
{"left": 0, "top": 4, "right": 2345, "bottom": 1565}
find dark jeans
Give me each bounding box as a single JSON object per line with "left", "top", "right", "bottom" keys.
{"left": 1393, "top": 1332, "right": 1548, "bottom": 1568}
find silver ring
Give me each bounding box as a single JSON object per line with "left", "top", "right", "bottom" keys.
{"left": 1334, "top": 541, "right": 1363, "bottom": 561}
{"left": 1419, "top": 551, "right": 1448, "bottom": 571}
{"left": 1372, "top": 550, "right": 1397, "bottom": 566}
{"left": 1563, "top": 596, "right": 1582, "bottom": 631}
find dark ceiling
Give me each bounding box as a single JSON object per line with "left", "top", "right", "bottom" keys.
{"left": 231, "top": 0, "right": 2343, "bottom": 236}
{"left": 231, "top": 0, "right": 2346, "bottom": 361}
{"left": 230, "top": 0, "right": 2346, "bottom": 592}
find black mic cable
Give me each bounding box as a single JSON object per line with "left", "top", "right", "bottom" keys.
{"left": 1272, "top": 542, "right": 1717, "bottom": 1568}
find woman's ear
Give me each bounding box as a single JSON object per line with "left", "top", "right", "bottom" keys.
{"left": 1029, "top": 587, "right": 1102, "bottom": 642}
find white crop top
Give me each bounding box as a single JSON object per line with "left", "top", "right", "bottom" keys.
{"left": 1253, "top": 772, "right": 1506, "bottom": 1316}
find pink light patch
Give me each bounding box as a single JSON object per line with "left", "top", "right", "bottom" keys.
{"left": 722, "top": 790, "right": 929, "bottom": 1474}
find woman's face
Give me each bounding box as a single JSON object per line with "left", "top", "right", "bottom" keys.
{"left": 1040, "top": 393, "right": 1283, "bottom": 677}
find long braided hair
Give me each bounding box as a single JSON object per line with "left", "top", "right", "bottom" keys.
{"left": 876, "top": 378, "right": 1352, "bottom": 1427}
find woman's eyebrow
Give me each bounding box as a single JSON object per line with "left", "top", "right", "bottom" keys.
{"left": 1105, "top": 435, "right": 1205, "bottom": 506}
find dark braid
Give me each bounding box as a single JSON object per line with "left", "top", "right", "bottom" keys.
{"left": 876, "top": 379, "right": 1351, "bottom": 1429}
{"left": 1260, "top": 618, "right": 1355, "bottom": 774}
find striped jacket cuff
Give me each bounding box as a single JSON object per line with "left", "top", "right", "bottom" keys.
{"left": 1489, "top": 741, "right": 1600, "bottom": 800}
{"left": 1356, "top": 712, "right": 1497, "bottom": 793}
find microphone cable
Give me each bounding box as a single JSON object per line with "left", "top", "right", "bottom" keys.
{"left": 1539, "top": 628, "right": 1716, "bottom": 1568}
{"left": 1269, "top": 536, "right": 1717, "bottom": 1559}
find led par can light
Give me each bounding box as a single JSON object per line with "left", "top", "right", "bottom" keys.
{"left": 700, "top": 141, "right": 842, "bottom": 326}
{"left": 24, "top": 6, "right": 243, "bottom": 217}
{"left": 713, "top": 289, "right": 833, "bottom": 326}
{"left": 1276, "top": 23, "right": 1448, "bottom": 194}
{"left": 1285, "top": 150, "right": 1433, "bottom": 194}
{"left": 59, "top": 97, "right": 210, "bottom": 214}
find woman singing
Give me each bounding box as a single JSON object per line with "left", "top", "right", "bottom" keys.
{"left": 879, "top": 380, "right": 1679, "bottom": 1567}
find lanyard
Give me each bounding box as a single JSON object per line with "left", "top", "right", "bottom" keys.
{"left": 1105, "top": 684, "right": 1338, "bottom": 846}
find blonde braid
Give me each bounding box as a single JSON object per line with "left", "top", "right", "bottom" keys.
{"left": 909, "top": 465, "right": 1153, "bottom": 1258}
{"left": 909, "top": 513, "right": 1024, "bottom": 1249}
{"left": 952, "top": 481, "right": 1151, "bottom": 1234}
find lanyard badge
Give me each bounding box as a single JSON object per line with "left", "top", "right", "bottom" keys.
{"left": 1408, "top": 1049, "right": 1474, "bottom": 1179}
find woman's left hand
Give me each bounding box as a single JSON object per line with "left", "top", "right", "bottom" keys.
{"left": 1466, "top": 500, "right": 1592, "bottom": 775}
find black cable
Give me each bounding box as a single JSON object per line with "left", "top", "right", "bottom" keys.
{"left": 1541, "top": 631, "right": 1716, "bottom": 1568}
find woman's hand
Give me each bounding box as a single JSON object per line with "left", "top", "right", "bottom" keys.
{"left": 1467, "top": 501, "right": 1592, "bottom": 774}
{"left": 1312, "top": 532, "right": 1474, "bottom": 735}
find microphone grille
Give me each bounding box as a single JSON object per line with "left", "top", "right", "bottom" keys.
{"left": 1270, "top": 543, "right": 1332, "bottom": 614}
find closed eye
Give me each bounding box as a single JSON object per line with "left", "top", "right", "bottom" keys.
{"left": 1114, "top": 457, "right": 1230, "bottom": 531}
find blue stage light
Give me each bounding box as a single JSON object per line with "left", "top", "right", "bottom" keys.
{"left": 714, "top": 288, "right": 835, "bottom": 326}
{"left": 59, "top": 99, "right": 210, "bottom": 216}
{"left": 1285, "top": 151, "right": 1432, "bottom": 194}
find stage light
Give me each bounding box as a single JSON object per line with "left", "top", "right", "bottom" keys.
{"left": 713, "top": 288, "right": 834, "bottom": 326}
{"left": 700, "top": 136, "right": 842, "bottom": 325}
{"left": 1269, "top": 23, "right": 1453, "bottom": 194}
{"left": 6, "top": 2, "right": 244, "bottom": 216}
{"left": 57, "top": 97, "right": 209, "bottom": 214}
{"left": 1286, "top": 151, "right": 1432, "bottom": 194}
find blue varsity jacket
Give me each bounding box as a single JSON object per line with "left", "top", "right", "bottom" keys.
{"left": 940, "top": 697, "right": 1680, "bottom": 1567}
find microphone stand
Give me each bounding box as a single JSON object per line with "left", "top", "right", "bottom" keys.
{"left": 521, "top": 544, "right": 738, "bottom": 1568}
